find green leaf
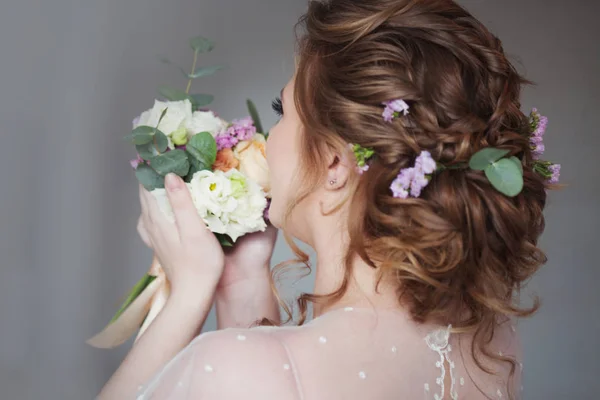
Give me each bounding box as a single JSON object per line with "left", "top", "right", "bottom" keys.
{"left": 158, "top": 86, "right": 192, "bottom": 102}
{"left": 135, "top": 164, "right": 165, "bottom": 191}
{"left": 125, "top": 126, "right": 155, "bottom": 145}
{"left": 157, "top": 108, "right": 168, "bottom": 126}
{"left": 110, "top": 274, "right": 157, "bottom": 323}
{"left": 136, "top": 143, "right": 155, "bottom": 160}
{"left": 246, "top": 99, "right": 264, "bottom": 133}
{"left": 508, "top": 156, "right": 523, "bottom": 175}
{"left": 154, "top": 130, "right": 169, "bottom": 153}
{"left": 484, "top": 158, "right": 524, "bottom": 197}
{"left": 190, "top": 94, "right": 214, "bottom": 108}
{"left": 187, "top": 65, "right": 223, "bottom": 79}
{"left": 215, "top": 233, "right": 234, "bottom": 247}
{"left": 469, "top": 148, "right": 511, "bottom": 171}
{"left": 190, "top": 36, "right": 215, "bottom": 53}
{"left": 186, "top": 132, "right": 217, "bottom": 170}
{"left": 149, "top": 149, "right": 190, "bottom": 177}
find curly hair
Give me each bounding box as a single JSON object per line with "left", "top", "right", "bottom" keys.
{"left": 267, "top": 0, "right": 550, "bottom": 397}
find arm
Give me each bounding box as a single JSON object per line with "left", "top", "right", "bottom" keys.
{"left": 99, "top": 175, "right": 225, "bottom": 398}
{"left": 98, "top": 283, "right": 215, "bottom": 399}
{"left": 215, "top": 226, "right": 281, "bottom": 329}
{"left": 215, "top": 264, "right": 280, "bottom": 329}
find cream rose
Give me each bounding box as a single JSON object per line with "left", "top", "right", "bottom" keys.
{"left": 233, "top": 134, "right": 270, "bottom": 195}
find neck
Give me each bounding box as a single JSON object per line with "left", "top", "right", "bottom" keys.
{"left": 309, "top": 216, "right": 399, "bottom": 317}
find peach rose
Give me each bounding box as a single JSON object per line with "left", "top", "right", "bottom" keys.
{"left": 212, "top": 148, "right": 240, "bottom": 172}
{"left": 233, "top": 134, "right": 270, "bottom": 195}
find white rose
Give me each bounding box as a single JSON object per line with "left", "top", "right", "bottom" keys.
{"left": 185, "top": 111, "right": 227, "bottom": 138}
{"left": 135, "top": 100, "right": 193, "bottom": 138}
{"left": 233, "top": 134, "right": 270, "bottom": 195}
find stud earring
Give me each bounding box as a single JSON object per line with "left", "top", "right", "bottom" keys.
{"left": 329, "top": 179, "right": 337, "bottom": 186}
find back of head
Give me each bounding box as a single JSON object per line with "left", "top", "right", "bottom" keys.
{"left": 292, "top": 0, "right": 551, "bottom": 383}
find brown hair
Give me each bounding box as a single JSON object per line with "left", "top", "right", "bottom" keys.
{"left": 269, "top": 0, "right": 549, "bottom": 397}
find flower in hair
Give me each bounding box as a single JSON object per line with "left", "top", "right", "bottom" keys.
{"left": 382, "top": 99, "right": 410, "bottom": 122}
{"left": 390, "top": 151, "right": 436, "bottom": 198}
{"left": 529, "top": 108, "right": 548, "bottom": 159}
{"left": 350, "top": 143, "right": 375, "bottom": 174}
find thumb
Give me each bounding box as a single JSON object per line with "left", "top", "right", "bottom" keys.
{"left": 164, "top": 173, "right": 205, "bottom": 239}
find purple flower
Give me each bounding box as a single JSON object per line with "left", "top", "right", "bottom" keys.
{"left": 415, "top": 151, "right": 437, "bottom": 174}
{"left": 382, "top": 99, "right": 409, "bottom": 122}
{"left": 132, "top": 116, "right": 141, "bottom": 128}
{"left": 529, "top": 108, "right": 549, "bottom": 159}
{"left": 230, "top": 117, "right": 257, "bottom": 141}
{"left": 216, "top": 133, "right": 239, "bottom": 151}
{"left": 389, "top": 151, "right": 436, "bottom": 198}
{"left": 390, "top": 178, "right": 409, "bottom": 199}
{"left": 130, "top": 154, "right": 144, "bottom": 169}
{"left": 549, "top": 164, "right": 561, "bottom": 184}
{"left": 357, "top": 164, "right": 370, "bottom": 174}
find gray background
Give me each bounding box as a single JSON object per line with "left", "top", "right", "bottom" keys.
{"left": 0, "top": 0, "right": 597, "bottom": 399}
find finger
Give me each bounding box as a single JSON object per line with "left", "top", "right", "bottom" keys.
{"left": 137, "top": 215, "right": 152, "bottom": 248}
{"left": 164, "top": 173, "right": 207, "bottom": 240}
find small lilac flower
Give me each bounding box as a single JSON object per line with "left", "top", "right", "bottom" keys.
{"left": 130, "top": 154, "right": 143, "bottom": 169}
{"left": 415, "top": 151, "right": 437, "bottom": 174}
{"left": 382, "top": 107, "right": 395, "bottom": 123}
{"left": 382, "top": 99, "right": 409, "bottom": 122}
{"left": 390, "top": 178, "right": 409, "bottom": 199}
{"left": 410, "top": 173, "right": 429, "bottom": 198}
{"left": 396, "top": 167, "right": 416, "bottom": 188}
{"left": 529, "top": 108, "right": 548, "bottom": 159}
{"left": 357, "top": 164, "right": 370, "bottom": 174}
{"left": 533, "top": 143, "right": 545, "bottom": 157}
{"left": 132, "top": 116, "right": 141, "bottom": 128}
{"left": 389, "top": 151, "right": 436, "bottom": 198}
{"left": 215, "top": 133, "right": 239, "bottom": 151}
{"left": 549, "top": 164, "right": 561, "bottom": 184}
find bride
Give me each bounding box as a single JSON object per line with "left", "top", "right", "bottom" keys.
{"left": 99, "top": 0, "right": 554, "bottom": 398}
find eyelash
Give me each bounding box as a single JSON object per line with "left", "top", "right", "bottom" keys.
{"left": 272, "top": 97, "right": 283, "bottom": 117}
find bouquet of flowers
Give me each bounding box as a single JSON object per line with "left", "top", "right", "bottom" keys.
{"left": 87, "top": 36, "right": 270, "bottom": 349}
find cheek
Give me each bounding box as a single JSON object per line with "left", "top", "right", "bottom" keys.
{"left": 266, "top": 123, "right": 300, "bottom": 225}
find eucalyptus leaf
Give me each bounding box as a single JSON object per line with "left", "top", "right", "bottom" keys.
{"left": 484, "top": 158, "right": 524, "bottom": 197}
{"left": 186, "top": 132, "right": 217, "bottom": 170}
{"left": 246, "top": 99, "right": 264, "bottom": 133}
{"left": 187, "top": 65, "right": 223, "bottom": 79}
{"left": 508, "top": 156, "right": 523, "bottom": 175}
{"left": 190, "top": 94, "right": 214, "bottom": 108}
{"left": 135, "top": 164, "right": 165, "bottom": 191}
{"left": 110, "top": 274, "right": 157, "bottom": 323}
{"left": 125, "top": 126, "right": 155, "bottom": 145}
{"left": 469, "top": 148, "right": 511, "bottom": 171}
{"left": 136, "top": 143, "right": 155, "bottom": 160}
{"left": 158, "top": 86, "right": 192, "bottom": 102}
{"left": 215, "top": 233, "right": 234, "bottom": 247}
{"left": 154, "top": 130, "right": 169, "bottom": 153}
{"left": 149, "top": 149, "right": 190, "bottom": 177}
{"left": 157, "top": 108, "right": 168, "bottom": 127}
{"left": 190, "top": 36, "right": 215, "bottom": 53}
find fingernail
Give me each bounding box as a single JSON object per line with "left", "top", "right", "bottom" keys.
{"left": 165, "top": 174, "right": 181, "bottom": 191}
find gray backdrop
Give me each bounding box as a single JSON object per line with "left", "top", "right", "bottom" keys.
{"left": 0, "top": 0, "right": 597, "bottom": 399}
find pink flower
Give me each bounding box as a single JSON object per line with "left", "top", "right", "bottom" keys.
{"left": 390, "top": 178, "right": 409, "bottom": 199}
{"left": 129, "top": 155, "right": 144, "bottom": 169}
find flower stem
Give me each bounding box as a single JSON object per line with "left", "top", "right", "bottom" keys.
{"left": 186, "top": 49, "right": 198, "bottom": 94}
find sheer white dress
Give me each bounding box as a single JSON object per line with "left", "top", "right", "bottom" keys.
{"left": 136, "top": 307, "right": 522, "bottom": 399}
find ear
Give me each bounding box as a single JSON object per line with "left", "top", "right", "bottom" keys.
{"left": 324, "top": 147, "right": 352, "bottom": 191}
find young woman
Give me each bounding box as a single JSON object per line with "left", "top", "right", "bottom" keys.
{"left": 100, "top": 0, "right": 554, "bottom": 398}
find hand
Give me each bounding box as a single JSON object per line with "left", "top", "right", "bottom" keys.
{"left": 138, "top": 174, "right": 225, "bottom": 293}
{"left": 218, "top": 224, "right": 278, "bottom": 289}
